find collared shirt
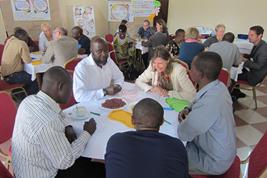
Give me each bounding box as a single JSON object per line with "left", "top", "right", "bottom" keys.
{"left": 73, "top": 54, "right": 124, "bottom": 102}
{"left": 1, "top": 36, "right": 32, "bottom": 77}
{"left": 39, "top": 32, "right": 50, "bottom": 52}
{"left": 177, "top": 80, "right": 236, "bottom": 175}
{"left": 209, "top": 41, "right": 241, "bottom": 71}
{"left": 12, "top": 91, "right": 90, "bottom": 178}
{"left": 137, "top": 26, "right": 154, "bottom": 39}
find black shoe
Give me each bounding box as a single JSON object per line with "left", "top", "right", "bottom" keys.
{"left": 231, "top": 88, "right": 246, "bottom": 98}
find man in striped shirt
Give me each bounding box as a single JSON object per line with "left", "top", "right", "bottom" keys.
{"left": 12, "top": 66, "right": 96, "bottom": 178}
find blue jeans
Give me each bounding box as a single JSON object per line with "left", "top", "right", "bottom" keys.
{"left": 4, "top": 71, "right": 39, "bottom": 95}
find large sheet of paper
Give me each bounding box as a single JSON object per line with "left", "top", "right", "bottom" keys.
{"left": 132, "top": 0, "right": 154, "bottom": 17}
{"left": 65, "top": 83, "right": 180, "bottom": 160}
{"left": 73, "top": 6, "right": 96, "bottom": 38}
{"left": 11, "top": 0, "right": 51, "bottom": 21}
{"left": 108, "top": 0, "right": 134, "bottom": 22}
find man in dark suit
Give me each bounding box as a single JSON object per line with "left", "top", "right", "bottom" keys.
{"left": 105, "top": 98, "right": 189, "bottom": 178}
{"left": 238, "top": 25, "right": 267, "bottom": 86}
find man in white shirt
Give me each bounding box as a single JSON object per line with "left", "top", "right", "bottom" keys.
{"left": 73, "top": 36, "right": 124, "bottom": 102}
{"left": 38, "top": 23, "right": 53, "bottom": 52}
{"left": 12, "top": 66, "right": 96, "bottom": 178}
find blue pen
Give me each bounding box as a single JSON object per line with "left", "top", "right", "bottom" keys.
{"left": 163, "top": 107, "right": 174, "bottom": 111}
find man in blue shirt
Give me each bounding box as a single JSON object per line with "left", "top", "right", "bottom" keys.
{"left": 178, "top": 52, "right": 236, "bottom": 175}
{"left": 105, "top": 98, "right": 189, "bottom": 178}
{"left": 137, "top": 19, "right": 154, "bottom": 39}
{"left": 72, "top": 26, "right": 91, "bottom": 55}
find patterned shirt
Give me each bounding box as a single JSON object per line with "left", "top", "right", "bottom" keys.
{"left": 12, "top": 91, "right": 90, "bottom": 178}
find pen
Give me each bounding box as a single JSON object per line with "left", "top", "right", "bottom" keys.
{"left": 164, "top": 119, "right": 172, "bottom": 125}
{"left": 90, "top": 111, "right": 101, "bottom": 116}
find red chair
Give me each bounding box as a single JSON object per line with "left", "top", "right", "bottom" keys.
{"left": 218, "top": 68, "right": 229, "bottom": 86}
{"left": 110, "top": 51, "right": 117, "bottom": 64}
{"left": 241, "top": 131, "right": 267, "bottom": 178}
{"left": 64, "top": 57, "right": 82, "bottom": 72}
{"left": 192, "top": 156, "right": 241, "bottom": 178}
{"left": 105, "top": 34, "right": 114, "bottom": 43}
{"left": 60, "top": 71, "right": 76, "bottom": 109}
{"left": 0, "top": 92, "right": 17, "bottom": 169}
{"left": 108, "top": 43, "right": 114, "bottom": 52}
{"left": 0, "top": 161, "right": 13, "bottom": 178}
{"left": 237, "top": 80, "right": 258, "bottom": 110}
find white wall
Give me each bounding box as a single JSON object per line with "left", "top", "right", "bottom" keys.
{"left": 167, "top": 0, "right": 267, "bottom": 40}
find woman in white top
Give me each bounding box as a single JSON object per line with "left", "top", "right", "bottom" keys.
{"left": 39, "top": 23, "right": 52, "bottom": 52}
{"left": 135, "top": 46, "right": 196, "bottom": 102}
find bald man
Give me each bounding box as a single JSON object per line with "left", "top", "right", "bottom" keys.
{"left": 12, "top": 66, "right": 96, "bottom": 178}
{"left": 42, "top": 27, "right": 78, "bottom": 67}
{"left": 73, "top": 36, "right": 124, "bottom": 102}
{"left": 105, "top": 98, "right": 189, "bottom": 178}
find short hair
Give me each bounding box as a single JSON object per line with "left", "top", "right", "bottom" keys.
{"left": 56, "top": 27, "right": 68, "bottom": 36}
{"left": 193, "top": 51, "right": 223, "bottom": 81}
{"left": 144, "top": 19, "right": 150, "bottom": 25}
{"left": 222, "top": 32, "right": 235, "bottom": 43}
{"left": 121, "top": 19, "right": 128, "bottom": 25}
{"left": 41, "top": 23, "right": 51, "bottom": 30}
{"left": 185, "top": 27, "right": 199, "bottom": 39}
{"left": 250, "top": 25, "right": 264, "bottom": 35}
{"left": 42, "top": 66, "right": 71, "bottom": 88}
{"left": 175, "top": 28, "right": 185, "bottom": 36}
{"left": 118, "top": 24, "right": 127, "bottom": 33}
{"left": 72, "top": 26, "right": 83, "bottom": 34}
{"left": 132, "top": 98, "right": 164, "bottom": 129}
{"left": 14, "top": 27, "right": 28, "bottom": 39}
{"left": 215, "top": 24, "right": 226, "bottom": 32}
{"left": 90, "top": 36, "right": 107, "bottom": 47}
{"left": 151, "top": 46, "right": 171, "bottom": 61}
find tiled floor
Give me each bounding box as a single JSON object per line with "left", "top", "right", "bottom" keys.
{"left": 1, "top": 79, "right": 267, "bottom": 177}
{"left": 234, "top": 78, "right": 267, "bottom": 177}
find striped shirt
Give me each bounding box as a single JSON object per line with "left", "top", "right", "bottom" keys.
{"left": 12, "top": 91, "right": 90, "bottom": 178}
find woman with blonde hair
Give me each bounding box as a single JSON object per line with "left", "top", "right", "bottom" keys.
{"left": 178, "top": 27, "right": 205, "bottom": 68}
{"left": 136, "top": 46, "right": 196, "bottom": 101}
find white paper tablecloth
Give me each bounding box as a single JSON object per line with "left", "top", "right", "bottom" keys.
{"left": 64, "top": 82, "right": 180, "bottom": 160}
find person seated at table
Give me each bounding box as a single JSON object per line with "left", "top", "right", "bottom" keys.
{"left": 209, "top": 32, "right": 241, "bottom": 71}
{"left": 135, "top": 46, "right": 196, "bottom": 102}
{"left": 203, "top": 24, "right": 226, "bottom": 48}
{"left": 113, "top": 24, "right": 135, "bottom": 65}
{"left": 72, "top": 26, "right": 91, "bottom": 55}
{"left": 1, "top": 28, "right": 38, "bottom": 95}
{"left": 12, "top": 66, "right": 97, "bottom": 178}
{"left": 39, "top": 23, "right": 53, "bottom": 52}
{"left": 105, "top": 98, "right": 189, "bottom": 178}
{"left": 5, "top": 27, "right": 39, "bottom": 52}
{"left": 137, "top": 19, "right": 154, "bottom": 39}
{"left": 73, "top": 36, "right": 124, "bottom": 102}
{"left": 42, "top": 27, "right": 78, "bottom": 67}
{"left": 179, "top": 27, "right": 205, "bottom": 68}
{"left": 166, "top": 28, "right": 185, "bottom": 58}
{"left": 178, "top": 52, "right": 236, "bottom": 175}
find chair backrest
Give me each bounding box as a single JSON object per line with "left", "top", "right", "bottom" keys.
{"left": 218, "top": 68, "right": 229, "bottom": 86}
{"left": 0, "top": 44, "right": 5, "bottom": 64}
{"left": 248, "top": 131, "right": 267, "bottom": 178}
{"left": 64, "top": 57, "right": 82, "bottom": 72}
{"left": 0, "top": 161, "right": 13, "bottom": 178}
{"left": 105, "top": 34, "right": 114, "bottom": 43}
{"left": 192, "top": 156, "right": 240, "bottom": 178}
{"left": 0, "top": 92, "right": 17, "bottom": 144}
{"left": 109, "top": 51, "right": 117, "bottom": 64}
{"left": 108, "top": 43, "right": 114, "bottom": 52}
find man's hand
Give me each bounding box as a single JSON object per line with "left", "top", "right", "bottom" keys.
{"left": 105, "top": 84, "right": 122, "bottom": 95}
{"left": 83, "top": 118, "right": 96, "bottom": 135}
{"left": 178, "top": 107, "right": 190, "bottom": 123}
{"left": 65, "top": 125, "right": 77, "bottom": 143}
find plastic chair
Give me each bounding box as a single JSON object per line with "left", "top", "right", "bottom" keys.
{"left": 64, "top": 57, "right": 82, "bottom": 72}
{"left": 241, "top": 131, "right": 267, "bottom": 178}
{"left": 237, "top": 80, "right": 258, "bottom": 110}
{"left": 0, "top": 161, "right": 13, "bottom": 178}
{"left": 105, "top": 34, "right": 114, "bottom": 43}
{"left": 192, "top": 156, "right": 241, "bottom": 178}
{"left": 0, "top": 91, "right": 17, "bottom": 169}
{"left": 218, "top": 68, "right": 229, "bottom": 86}
{"left": 59, "top": 71, "right": 76, "bottom": 109}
